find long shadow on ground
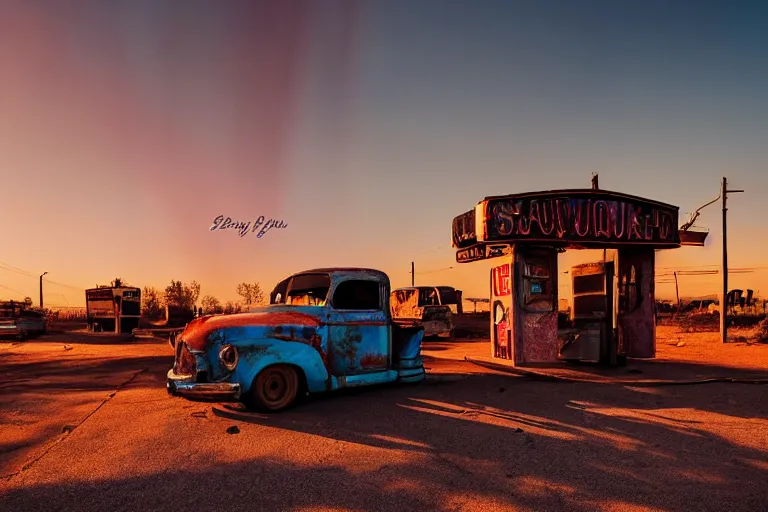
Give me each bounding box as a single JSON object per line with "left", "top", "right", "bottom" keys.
{"left": 1, "top": 373, "right": 765, "bottom": 511}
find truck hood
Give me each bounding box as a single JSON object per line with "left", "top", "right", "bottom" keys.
{"left": 179, "top": 309, "right": 322, "bottom": 351}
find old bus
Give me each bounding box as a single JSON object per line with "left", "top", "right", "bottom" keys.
{"left": 85, "top": 286, "right": 141, "bottom": 334}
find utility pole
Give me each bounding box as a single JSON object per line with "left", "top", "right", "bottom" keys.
{"left": 411, "top": 261, "right": 415, "bottom": 286}
{"left": 721, "top": 177, "right": 744, "bottom": 344}
{"left": 39, "top": 271, "right": 48, "bottom": 308}
{"left": 674, "top": 271, "right": 680, "bottom": 311}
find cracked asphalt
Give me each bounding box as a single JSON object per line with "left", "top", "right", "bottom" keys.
{"left": 1, "top": 328, "right": 766, "bottom": 512}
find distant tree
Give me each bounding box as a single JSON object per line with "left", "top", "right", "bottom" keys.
{"left": 23, "top": 296, "right": 33, "bottom": 307}
{"left": 201, "top": 295, "right": 222, "bottom": 314}
{"left": 236, "top": 282, "right": 265, "bottom": 307}
{"left": 164, "top": 280, "right": 201, "bottom": 310}
{"left": 141, "top": 286, "right": 165, "bottom": 318}
{"left": 223, "top": 301, "right": 243, "bottom": 315}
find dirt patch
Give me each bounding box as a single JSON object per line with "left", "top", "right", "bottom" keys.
{"left": 45, "top": 321, "right": 88, "bottom": 334}
{"left": 670, "top": 312, "right": 766, "bottom": 333}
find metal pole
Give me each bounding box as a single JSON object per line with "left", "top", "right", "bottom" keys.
{"left": 411, "top": 261, "right": 415, "bottom": 286}
{"left": 720, "top": 177, "right": 744, "bottom": 344}
{"left": 674, "top": 271, "right": 680, "bottom": 311}
{"left": 721, "top": 177, "right": 727, "bottom": 344}
{"left": 39, "top": 271, "right": 48, "bottom": 308}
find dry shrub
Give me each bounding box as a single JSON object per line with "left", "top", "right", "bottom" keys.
{"left": 678, "top": 312, "right": 719, "bottom": 333}
{"left": 757, "top": 318, "right": 768, "bottom": 343}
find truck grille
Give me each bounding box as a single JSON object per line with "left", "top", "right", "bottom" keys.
{"left": 173, "top": 342, "right": 197, "bottom": 377}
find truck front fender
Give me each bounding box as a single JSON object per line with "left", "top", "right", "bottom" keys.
{"left": 233, "top": 339, "right": 329, "bottom": 395}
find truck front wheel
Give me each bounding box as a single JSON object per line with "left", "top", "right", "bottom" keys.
{"left": 244, "top": 365, "right": 299, "bottom": 412}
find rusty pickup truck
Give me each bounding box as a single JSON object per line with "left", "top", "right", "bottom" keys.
{"left": 167, "top": 268, "right": 426, "bottom": 411}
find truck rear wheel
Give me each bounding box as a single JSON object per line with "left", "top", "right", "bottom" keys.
{"left": 244, "top": 365, "right": 299, "bottom": 412}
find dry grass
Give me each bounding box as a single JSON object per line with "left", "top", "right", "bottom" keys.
{"left": 655, "top": 324, "right": 768, "bottom": 370}
{"left": 46, "top": 308, "right": 87, "bottom": 322}
{"left": 756, "top": 318, "right": 768, "bottom": 344}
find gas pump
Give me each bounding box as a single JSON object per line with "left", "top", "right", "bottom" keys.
{"left": 557, "top": 248, "right": 656, "bottom": 364}
{"left": 559, "top": 261, "right": 617, "bottom": 365}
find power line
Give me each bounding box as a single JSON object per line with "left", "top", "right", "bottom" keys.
{"left": 43, "top": 279, "right": 84, "bottom": 291}
{"left": 0, "top": 284, "right": 26, "bottom": 296}
{"left": 0, "top": 260, "right": 36, "bottom": 274}
{"left": 0, "top": 262, "right": 37, "bottom": 278}
{"left": 47, "top": 292, "right": 71, "bottom": 304}
{"left": 657, "top": 268, "right": 762, "bottom": 278}
{"left": 412, "top": 246, "right": 447, "bottom": 257}
{"left": 0, "top": 260, "right": 85, "bottom": 291}
{"left": 657, "top": 264, "right": 768, "bottom": 271}
{"left": 415, "top": 266, "right": 455, "bottom": 275}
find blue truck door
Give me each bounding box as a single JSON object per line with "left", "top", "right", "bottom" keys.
{"left": 326, "top": 279, "right": 390, "bottom": 376}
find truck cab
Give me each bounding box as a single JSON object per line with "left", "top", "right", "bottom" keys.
{"left": 167, "top": 268, "right": 426, "bottom": 411}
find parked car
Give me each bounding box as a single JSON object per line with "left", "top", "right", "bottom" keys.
{"left": 390, "top": 286, "right": 454, "bottom": 338}
{"left": 167, "top": 268, "right": 426, "bottom": 411}
{"left": 0, "top": 309, "right": 47, "bottom": 341}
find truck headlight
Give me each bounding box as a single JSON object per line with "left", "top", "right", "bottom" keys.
{"left": 219, "top": 344, "right": 239, "bottom": 371}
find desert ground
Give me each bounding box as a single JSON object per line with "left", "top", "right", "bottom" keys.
{"left": 1, "top": 317, "right": 766, "bottom": 512}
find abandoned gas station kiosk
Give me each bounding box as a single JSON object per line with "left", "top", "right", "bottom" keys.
{"left": 452, "top": 188, "right": 681, "bottom": 367}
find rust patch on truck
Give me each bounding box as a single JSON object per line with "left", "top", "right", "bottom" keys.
{"left": 359, "top": 353, "right": 388, "bottom": 369}
{"left": 181, "top": 312, "right": 321, "bottom": 351}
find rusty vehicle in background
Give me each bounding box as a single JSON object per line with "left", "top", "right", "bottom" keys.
{"left": 0, "top": 300, "right": 47, "bottom": 341}
{"left": 135, "top": 304, "right": 198, "bottom": 341}
{"left": 167, "top": 268, "right": 426, "bottom": 412}
{"left": 390, "top": 286, "right": 460, "bottom": 338}
{"left": 85, "top": 285, "right": 141, "bottom": 334}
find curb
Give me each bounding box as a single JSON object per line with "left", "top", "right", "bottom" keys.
{"left": 464, "top": 356, "right": 768, "bottom": 387}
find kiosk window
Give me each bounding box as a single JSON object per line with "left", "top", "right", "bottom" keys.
{"left": 493, "top": 264, "right": 511, "bottom": 296}
{"left": 619, "top": 265, "right": 640, "bottom": 312}
{"left": 522, "top": 258, "right": 553, "bottom": 308}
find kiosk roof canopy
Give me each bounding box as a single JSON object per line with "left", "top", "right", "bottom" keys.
{"left": 452, "top": 188, "right": 681, "bottom": 263}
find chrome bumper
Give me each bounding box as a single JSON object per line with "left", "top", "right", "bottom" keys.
{"left": 166, "top": 369, "right": 241, "bottom": 400}
{"left": 0, "top": 325, "right": 21, "bottom": 335}
{"left": 423, "top": 322, "right": 452, "bottom": 337}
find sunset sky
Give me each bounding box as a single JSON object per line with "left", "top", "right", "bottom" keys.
{"left": 1, "top": 0, "right": 766, "bottom": 307}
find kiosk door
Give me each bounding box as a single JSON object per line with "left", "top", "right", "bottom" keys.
{"left": 515, "top": 247, "right": 559, "bottom": 363}
{"left": 491, "top": 247, "right": 559, "bottom": 365}
{"left": 617, "top": 248, "right": 656, "bottom": 358}
{"left": 490, "top": 259, "right": 513, "bottom": 360}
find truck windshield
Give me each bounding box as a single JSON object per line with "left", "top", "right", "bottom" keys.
{"left": 417, "top": 288, "right": 440, "bottom": 307}
{"left": 437, "top": 286, "right": 458, "bottom": 305}
{"left": 283, "top": 274, "right": 331, "bottom": 306}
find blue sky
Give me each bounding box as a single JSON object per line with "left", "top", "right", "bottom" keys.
{"left": 0, "top": 0, "right": 766, "bottom": 305}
